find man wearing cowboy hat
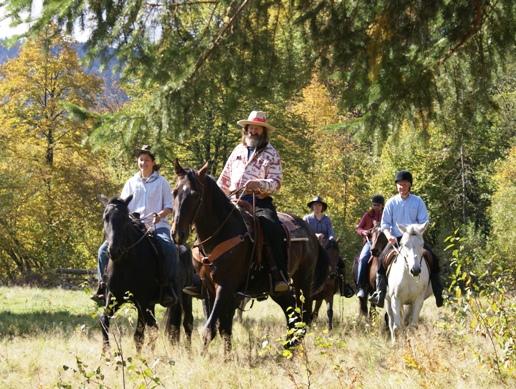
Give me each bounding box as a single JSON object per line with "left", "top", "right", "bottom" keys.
{"left": 303, "top": 196, "right": 336, "bottom": 242}
{"left": 216, "top": 110, "right": 289, "bottom": 293}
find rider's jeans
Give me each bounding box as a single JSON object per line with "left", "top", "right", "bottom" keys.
{"left": 357, "top": 241, "right": 371, "bottom": 287}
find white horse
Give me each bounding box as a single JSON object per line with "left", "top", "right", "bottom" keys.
{"left": 385, "top": 222, "right": 433, "bottom": 342}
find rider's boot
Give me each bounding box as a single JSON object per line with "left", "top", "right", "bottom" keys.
{"left": 357, "top": 286, "right": 367, "bottom": 299}
{"left": 157, "top": 263, "right": 178, "bottom": 307}
{"left": 271, "top": 266, "right": 289, "bottom": 293}
{"left": 183, "top": 273, "right": 204, "bottom": 299}
{"left": 91, "top": 281, "right": 107, "bottom": 304}
{"left": 356, "top": 259, "right": 368, "bottom": 299}
{"left": 159, "top": 282, "right": 178, "bottom": 307}
{"left": 430, "top": 272, "right": 444, "bottom": 307}
{"left": 369, "top": 272, "right": 387, "bottom": 307}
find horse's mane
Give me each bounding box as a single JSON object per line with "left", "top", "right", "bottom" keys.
{"left": 325, "top": 239, "right": 339, "bottom": 251}
{"left": 108, "top": 196, "right": 127, "bottom": 206}
{"left": 185, "top": 168, "right": 236, "bottom": 218}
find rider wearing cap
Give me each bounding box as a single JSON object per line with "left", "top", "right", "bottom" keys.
{"left": 303, "top": 196, "right": 336, "bottom": 242}
{"left": 355, "top": 194, "right": 385, "bottom": 298}
{"left": 369, "top": 170, "right": 444, "bottom": 308}
{"left": 217, "top": 110, "right": 289, "bottom": 293}
{"left": 92, "top": 145, "right": 178, "bottom": 307}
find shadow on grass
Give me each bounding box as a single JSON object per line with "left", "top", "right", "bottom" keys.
{"left": 0, "top": 310, "right": 101, "bottom": 337}
{"left": 0, "top": 310, "right": 104, "bottom": 338}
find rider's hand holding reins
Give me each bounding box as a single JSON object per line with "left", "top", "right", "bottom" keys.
{"left": 244, "top": 179, "right": 262, "bottom": 193}
{"left": 385, "top": 230, "right": 397, "bottom": 245}
{"left": 152, "top": 208, "right": 172, "bottom": 225}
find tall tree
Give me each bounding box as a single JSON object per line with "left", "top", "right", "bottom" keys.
{"left": 0, "top": 26, "right": 113, "bottom": 280}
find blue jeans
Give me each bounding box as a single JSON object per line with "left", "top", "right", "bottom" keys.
{"left": 357, "top": 241, "right": 371, "bottom": 288}
{"left": 97, "top": 227, "right": 178, "bottom": 283}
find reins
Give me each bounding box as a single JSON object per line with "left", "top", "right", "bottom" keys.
{"left": 111, "top": 213, "right": 156, "bottom": 259}
{"left": 192, "top": 185, "right": 248, "bottom": 249}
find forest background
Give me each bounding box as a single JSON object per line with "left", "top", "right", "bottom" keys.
{"left": 0, "top": 0, "right": 514, "bottom": 378}
{"left": 0, "top": 0, "right": 513, "bottom": 284}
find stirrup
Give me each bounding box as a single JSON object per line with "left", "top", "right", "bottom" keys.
{"left": 183, "top": 285, "right": 203, "bottom": 299}
{"left": 273, "top": 280, "right": 289, "bottom": 293}
{"left": 357, "top": 288, "right": 366, "bottom": 299}
{"left": 369, "top": 292, "right": 385, "bottom": 307}
{"left": 159, "top": 286, "right": 178, "bottom": 307}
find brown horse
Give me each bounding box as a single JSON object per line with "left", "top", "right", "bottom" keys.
{"left": 171, "top": 161, "right": 328, "bottom": 351}
{"left": 312, "top": 238, "right": 341, "bottom": 330}
{"left": 352, "top": 226, "right": 388, "bottom": 317}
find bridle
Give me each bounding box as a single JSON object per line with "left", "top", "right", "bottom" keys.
{"left": 180, "top": 170, "right": 247, "bottom": 249}
{"left": 105, "top": 204, "right": 156, "bottom": 260}
{"left": 393, "top": 242, "right": 423, "bottom": 273}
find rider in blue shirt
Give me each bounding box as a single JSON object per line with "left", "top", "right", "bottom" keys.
{"left": 303, "top": 196, "right": 336, "bottom": 242}
{"left": 369, "top": 170, "right": 444, "bottom": 308}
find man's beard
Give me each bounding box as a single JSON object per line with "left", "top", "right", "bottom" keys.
{"left": 245, "top": 133, "right": 266, "bottom": 148}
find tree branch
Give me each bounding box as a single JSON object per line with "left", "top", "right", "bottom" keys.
{"left": 437, "top": 0, "right": 490, "bottom": 66}
{"left": 182, "top": 0, "right": 252, "bottom": 87}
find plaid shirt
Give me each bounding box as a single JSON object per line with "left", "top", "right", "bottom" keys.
{"left": 217, "top": 143, "right": 282, "bottom": 197}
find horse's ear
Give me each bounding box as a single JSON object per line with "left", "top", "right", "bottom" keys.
{"left": 123, "top": 194, "right": 133, "bottom": 206}
{"left": 397, "top": 223, "right": 408, "bottom": 234}
{"left": 98, "top": 194, "right": 109, "bottom": 207}
{"left": 415, "top": 221, "right": 429, "bottom": 235}
{"left": 174, "top": 159, "right": 187, "bottom": 176}
{"left": 198, "top": 161, "right": 209, "bottom": 177}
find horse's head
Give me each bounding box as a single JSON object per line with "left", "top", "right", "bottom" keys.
{"left": 397, "top": 222, "right": 428, "bottom": 276}
{"left": 370, "top": 226, "right": 387, "bottom": 257}
{"left": 171, "top": 159, "right": 209, "bottom": 245}
{"left": 100, "top": 194, "right": 133, "bottom": 260}
{"left": 324, "top": 238, "right": 341, "bottom": 271}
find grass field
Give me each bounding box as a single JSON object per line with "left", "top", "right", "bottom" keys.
{"left": 0, "top": 286, "right": 513, "bottom": 388}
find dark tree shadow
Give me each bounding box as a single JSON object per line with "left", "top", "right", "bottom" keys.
{"left": 0, "top": 310, "right": 130, "bottom": 338}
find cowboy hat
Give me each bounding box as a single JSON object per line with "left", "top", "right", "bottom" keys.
{"left": 307, "top": 196, "right": 328, "bottom": 212}
{"left": 237, "top": 110, "right": 276, "bottom": 132}
{"left": 135, "top": 144, "right": 155, "bottom": 159}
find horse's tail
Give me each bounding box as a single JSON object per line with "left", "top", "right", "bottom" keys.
{"left": 312, "top": 243, "right": 330, "bottom": 296}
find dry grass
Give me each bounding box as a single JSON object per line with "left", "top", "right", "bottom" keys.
{"left": 0, "top": 286, "right": 513, "bottom": 388}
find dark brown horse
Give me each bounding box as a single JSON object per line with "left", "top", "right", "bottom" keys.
{"left": 171, "top": 161, "right": 328, "bottom": 351}
{"left": 312, "top": 238, "right": 341, "bottom": 330}
{"left": 99, "top": 195, "right": 193, "bottom": 352}
{"left": 352, "top": 226, "right": 388, "bottom": 317}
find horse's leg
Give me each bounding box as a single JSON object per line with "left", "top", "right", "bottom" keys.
{"left": 408, "top": 297, "right": 425, "bottom": 328}
{"left": 218, "top": 293, "right": 237, "bottom": 355}
{"left": 145, "top": 306, "right": 159, "bottom": 350}
{"left": 359, "top": 295, "right": 369, "bottom": 318}
{"left": 313, "top": 298, "right": 322, "bottom": 322}
{"left": 182, "top": 294, "right": 193, "bottom": 347}
{"left": 271, "top": 292, "right": 304, "bottom": 348}
{"left": 389, "top": 295, "right": 402, "bottom": 343}
{"left": 202, "top": 285, "right": 226, "bottom": 348}
{"left": 294, "top": 275, "right": 314, "bottom": 325}
{"left": 164, "top": 303, "right": 182, "bottom": 344}
{"left": 303, "top": 293, "right": 314, "bottom": 326}
{"left": 134, "top": 308, "right": 147, "bottom": 352}
{"left": 100, "top": 294, "right": 119, "bottom": 353}
{"left": 326, "top": 294, "right": 334, "bottom": 331}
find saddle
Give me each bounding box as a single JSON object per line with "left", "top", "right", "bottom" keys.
{"left": 381, "top": 246, "right": 434, "bottom": 275}
{"left": 235, "top": 200, "right": 303, "bottom": 267}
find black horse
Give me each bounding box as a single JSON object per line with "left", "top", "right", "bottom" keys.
{"left": 171, "top": 161, "right": 329, "bottom": 352}
{"left": 99, "top": 195, "right": 193, "bottom": 352}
